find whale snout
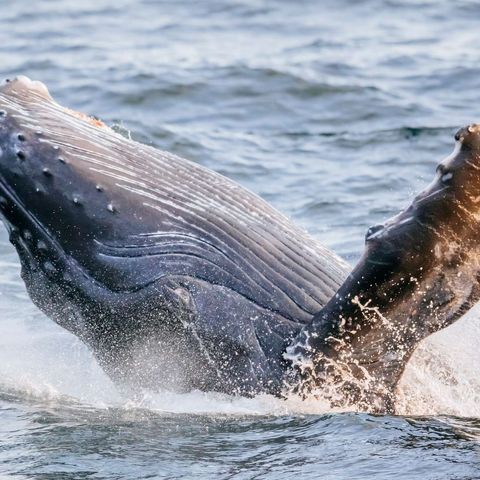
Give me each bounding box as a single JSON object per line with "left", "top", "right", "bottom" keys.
{"left": 0, "top": 76, "right": 175, "bottom": 294}
{"left": 0, "top": 76, "right": 123, "bottom": 283}
{"left": 1, "top": 75, "right": 53, "bottom": 102}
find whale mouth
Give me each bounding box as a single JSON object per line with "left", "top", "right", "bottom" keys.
{"left": 0, "top": 77, "right": 120, "bottom": 282}
{"left": 0, "top": 76, "right": 127, "bottom": 308}
{"left": 0, "top": 166, "right": 108, "bottom": 321}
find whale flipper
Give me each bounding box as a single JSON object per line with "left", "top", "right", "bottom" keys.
{"left": 287, "top": 126, "right": 480, "bottom": 412}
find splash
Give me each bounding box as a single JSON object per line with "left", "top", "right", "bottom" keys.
{"left": 0, "top": 281, "right": 479, "bottom": 417}
{"left": 397, "top": 302, "right": 480, "bottom": 416}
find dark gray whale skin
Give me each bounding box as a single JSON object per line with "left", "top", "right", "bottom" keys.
{"left": 0, "top": 76, "right": 349, "bottom": 397}
{"left": 0, "top": 76, "right": 479, "bottom": 411}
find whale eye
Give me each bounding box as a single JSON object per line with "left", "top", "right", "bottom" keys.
{"left": 365, "top": 224, "right": 384, "bottom": 242}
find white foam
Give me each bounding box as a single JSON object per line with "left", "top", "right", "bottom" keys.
{"left": 0, "top": 266, "right": 479, "bottom": 417}
{"left": 396, "top": 302, "right": 480, "bottom": 417}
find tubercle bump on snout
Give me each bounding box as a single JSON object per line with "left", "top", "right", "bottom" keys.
{"left": 0, "top": 75, "right": 53, "bottom": 102}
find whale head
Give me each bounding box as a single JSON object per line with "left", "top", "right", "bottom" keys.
{"left": 0, "top": 77, "right": 184, "bottom": 356}
{"left": 0, "top": 76, "right": 322, "bottom": 396}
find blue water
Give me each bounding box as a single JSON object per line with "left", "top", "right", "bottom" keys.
{"left": 0, "top": 0, "right": 479, "bottom": 478}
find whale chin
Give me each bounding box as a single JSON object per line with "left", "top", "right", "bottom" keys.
{"left": 0, "top": 76, "right": 479, "bottom": 413}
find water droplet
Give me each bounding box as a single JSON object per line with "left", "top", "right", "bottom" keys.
{"left": 23, "top": 230, "right": 32, "bottom": 240}
{"left": 44, "top": 261, "right": 56, "bottom": 273}
{"left": 37, "top": 240, "right": 47, "bottom": 250}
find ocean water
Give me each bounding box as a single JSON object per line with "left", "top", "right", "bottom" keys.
{"left": 0, "top": 0, "right": 479, "bottom": 478}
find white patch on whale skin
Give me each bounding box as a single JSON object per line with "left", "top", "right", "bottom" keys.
{"left": 11, "top": 75, "right": 53, "bottom": 102}
{"left": 433, "top": 240, "right": 461, "bottom": 262}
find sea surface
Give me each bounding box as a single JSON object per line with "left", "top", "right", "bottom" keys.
{"left": 0, "top": 0, "right": 479, "bottom": 478}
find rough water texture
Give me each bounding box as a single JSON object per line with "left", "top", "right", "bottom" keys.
{"left": 0, "top": 0, "right": 479, "bottom": 479}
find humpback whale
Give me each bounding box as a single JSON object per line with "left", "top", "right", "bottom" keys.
{"left": 0, "top": 76, "right": 478, "bottom": 413}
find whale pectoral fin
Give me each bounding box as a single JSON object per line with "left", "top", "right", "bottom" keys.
{"left": 286, "top": 125, "right": 480, "bottom": 413}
